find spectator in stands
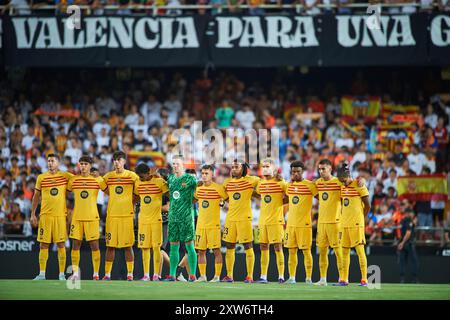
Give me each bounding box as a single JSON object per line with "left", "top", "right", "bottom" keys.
{"left": 1, "top": 0, "right": 31, "bottom": 15}
{"left": 227, "top": 0, "right": 243, "bottom": 13}
{"left": 300, "top": 0, "right": 320, "bottom": 15}
{"left": 247, "top": 0, "right": 265, "bottom": 15}
{"left": 383, "top": 169, "right": 398, "bottom": 194}
{"left": 215, "top": 100, "right": 235, "bottom": 129}
{"left": 407, "top": 144, "right": 426, "bottom": 175}
{"left": 141, "top": 94, "right": 163, "bottom": 127}
{"left": 5, "top": 202, "right": 24, "bottom": 235}
{"left": 235, "top": 102, "right": 256, "bottom": 130}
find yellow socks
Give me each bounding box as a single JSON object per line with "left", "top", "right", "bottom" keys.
{"left": 57, "top": 247, "right": 66, "bottom": 274}
{"left": 318, "top": 247, "right": 329, "bottom": 280}
{"left": 153, "top": 248, "right": 161, "bottom": 277}
{"left": 92, "top": 250, "right": 100, "bottom": 276}
{"left": 126, "top": 261, "right": 134, "bottom": 276}
{"left": 302, "top": 249, "right": 313, "bottom": 280}
{"left": 334, "top": 246, "right": 343, "bottom": 281}
{"left": 260, "top": 249, "right": 269, "bottom": 278}
{"left": 39, "top": 248, "right": 48, "bottom": 274}
{"left": 198, "top": 263, "right": 207, "bottom": 277}
{"left": 288, "top": 248, "right": 297, "bottom": 279}
{"left": 214, "top": 263, "right": 222, "bottom": 278}
{"left": 71, "top": 249, "right": 80, "bottom": 274}
{"left": 342, "top": 247, "right": 351, "bottom": 282}
{"left": 355, "top": 245, "right": 367, "bottom": 282}
{"left": 105, "top": 260, "right": 113, "bottom": 276}
{"left": 142, "top": 249, "right": 150, "bottom": 276}
{"left": 275, "top": 249, "right": 285, "bottom": 279}
{"left": 225, "top": 248, "right": 235, "bottom": 278}
{"left": 245, "top": 248, "right": 255, "bottom": 279}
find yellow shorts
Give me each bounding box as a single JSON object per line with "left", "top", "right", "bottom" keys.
{"left": 222, "top": 220, "right": 253, "bottom": 244}
{"left": 138, "top": 222, "right": 162, "bottom": 249}
{"left": 70, "top": 220, "right": 100, "bottom": 241}
{"left": 284, "top": 226, "right": 312, "bottom": 249}
{"left": 342, "top": 227, "right": 366, "bottom": 248}
{"left": 195, "top": 227, "right": 221, "bottom": 250}
{"left": 106, "top": 217, "right": 135, "bottom": 248}
{"left": 258, "top": 224, "right": 284, "bottom": 244}
{"left": 316, "top": 223, "right": 342, "bottom": 248}
{"left": 37, "top": 215, "right": 67, "bottom": 244}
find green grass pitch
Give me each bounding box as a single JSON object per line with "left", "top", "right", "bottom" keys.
{"left": 0, "top": 280, "right": 449, "bottom": 300}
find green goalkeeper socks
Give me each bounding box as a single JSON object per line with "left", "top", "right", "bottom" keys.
{"left": 169, "top": 243, "right": 180, "bottom": 277}
{"left": 186, "top": 242, "right": 197, "bottom": 277}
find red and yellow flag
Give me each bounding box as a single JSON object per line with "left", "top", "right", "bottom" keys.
{"left": 397, "top": 174, "right": 448, "bottom": 201}
{"left": 127, "top": 150, "right": 166, "bottom": 170}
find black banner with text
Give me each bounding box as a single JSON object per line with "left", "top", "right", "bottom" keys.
{"left": 1, "top": 13, "right": 449, "bottom": 67}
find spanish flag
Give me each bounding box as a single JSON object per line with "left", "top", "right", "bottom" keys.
{"left": 397, "top": 174, "right": 448, "bottom": 201}
{"left": 127, "top": 150, "right": 166, "bottom": 170}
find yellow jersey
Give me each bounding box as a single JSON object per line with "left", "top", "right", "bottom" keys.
{"left": 341, "top": 180, "right": 369, "bottom": 228}
{"left": 256, "top": 178, "right": 287, "bottom": 225}
{"left": 223, "top": 175, "right": 260, "bottom": 221}
{"left": 315, "top": 176, "right": 343, "bottom": 224}
{"left": 67, "top": 175, "right": 107, "bottom": 221}
{"left": 134, "top": 177, "right": 168, "bottom": 224}
{"left": 35, "top": 171, "right": 73, "bottom": 217}
{"left": 195, "top": 182, "right": 228, "bottom": 229}
{"left": 103, "top": 169, "right": 139, "bottom": 217}
{"left": 286, "top": 180, "right": 318, "bottom": 227}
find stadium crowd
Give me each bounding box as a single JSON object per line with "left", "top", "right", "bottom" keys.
{"left": 1, "top": 0, "right": 450, "bottom": 16}
{"left": 0, "top": 67, "right": 449, "bottom": 247}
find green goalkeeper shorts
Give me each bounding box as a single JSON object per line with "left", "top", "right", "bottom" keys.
{"left": 168, "top": 219, "right": 195, "bottom": 242}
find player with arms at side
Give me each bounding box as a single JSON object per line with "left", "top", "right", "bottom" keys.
{"left": 222, "top": 159, "right": 260, "bottom": 283}
{"left": 284, "top": 160, "right": 318, "bottom": 284}
{"left": 194, "top": 164, "right": 228, "bottom": 282}
{"left": 31, "top": 154, "right": 73, "bottom": 280}
{"left": 102, "top": 151, "right": 140, "bottom": 281}
{"left": 256, "top": 158, "right": 287, "bottom": 284}
{"left": 134, "top": 163, "right": 168, "bottom": 281}
{"left": 165, "top": 155, "right": 198, "bottom": 282}
{"left": 67, "top": 155, "right": 107, "bottom": 280}
{"left": 337, "top": 163, "right": 371, "bottom": 286}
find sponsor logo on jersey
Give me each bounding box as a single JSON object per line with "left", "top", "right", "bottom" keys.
{"left": 115, "top": 186, "right": 124, "bottom": 194}
{"left": 264, "top": 195, "right": 272, "bottom": 203}
{"left": 144, "top": 196, "right": 152, "bottom": 204}
{"left": 173, "top": 191, "right": 180, "bottom": 199}
{"left": 202, "top": 200, "right": 209, "bottom": 208}
{"left": 233, "top": 193, "right": 241, "bottom": 200}
{"left": 292, "top": 196, "right": 299, "bottom": 204}
{"left": 50, "top": 188, "right": 59, "bottom": 196}
{"left": 343, "top": 198, "right": 350, "bottom": 206}
{"left": 80, "top": 191, "right": 89, "bottom": 199}
{"left": 322, "top": 192, "right": 329, "bottom": 201}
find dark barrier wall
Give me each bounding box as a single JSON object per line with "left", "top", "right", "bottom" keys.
{"left": 1, "top": 13, "right": 449, "bottom": 67}
{"left": 1, "top": 238, "right": 449, "bottom": 283}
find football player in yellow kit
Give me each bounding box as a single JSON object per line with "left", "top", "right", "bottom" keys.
{"left": 222, "top": 159, "right": 260, "bottom": 283}
{"left": 102, "top": 151, "right": 139, "bottom": 281}
{"left": 194, "top": 165, "right": 228, "bottom": 282}
{"left": 134, "top": 163, "right": 168, "bottom": 282}
{"left": 67, "top": 155, "right": 107, "bottom": 281}
{"left": 285, "top": 160, "right": 318, "bottom": 284}
{"left": 337, "top": 163, "right": 371, "bottom": 286}
{"left": 31, "top": 154, "right": 73, "bottom": 280}
{"left": 255, "top": 158, "right": 287, "bottom": 284}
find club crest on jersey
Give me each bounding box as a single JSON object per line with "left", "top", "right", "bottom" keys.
{"left": 173, "top": 191, "right": 180, "bottom": 199}
{"left": 80, "top": 191, "right": 89, "bottom": 199}
{"left": 292, "top": 196, "right": 299, "bottom": 204}
{"left": 50, "top": 188, "right": 59, "bottom": 196}
{"left": 115, "top": 186, "right": 124, "bottom": 194}
{"left": 202, "top": 200, "right": 209, "bottom": 208}
{"left": 344, "top": 198, "right": 350, "bottom": 206}
{"left": 264, "top": 195, "right": 272, "bottom": 203}
{"left": 233, "top": 193, "right": 241, "bottom": 200}
{"left": 144, "top": 196, "right": 152, "bottom": 204}
{"left": 322, "top": 192, "right": 329, "bottom": 201}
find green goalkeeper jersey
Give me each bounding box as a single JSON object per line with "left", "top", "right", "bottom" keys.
{"left": 167, "top": 173, "right": 197, "bottom": 224}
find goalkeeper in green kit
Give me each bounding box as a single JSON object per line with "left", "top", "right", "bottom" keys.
{"left": 164, "top": 155, "right": 198, "bottom": 282}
